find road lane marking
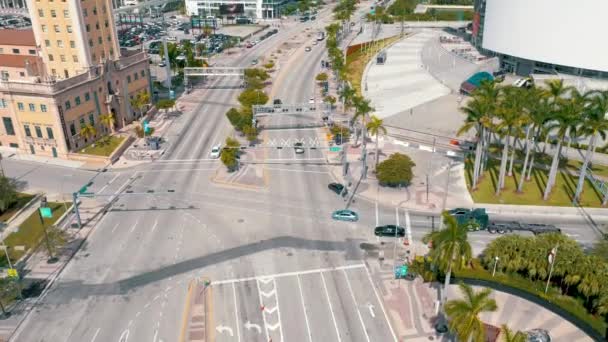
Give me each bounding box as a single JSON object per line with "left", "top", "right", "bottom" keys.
{"left": 297, "top": 275, "right": 313, "bottom": 342}
{"left": 395, "top": 207, "right": 400, "bottom": 226}
{"left": 212, "top": 263, "right": 366, "bottom": 285}
{"left": 366, "top": 303, "right": 376, "bottom": 318}
{"left": 98, "top": 173, "right": 120, "bottom": 194}
{"left": 136, "top": 168, "right": 217, "bottom": 173}
{"left": 244, "top": 321, "right": 261, "bottom": 334}
{"left": 111, "top": 222, "right": 119, "bottom": 233}
{"left": 216, "top": 325, "right": 234, "bottom": 336}
{"left": 375, "top": 201, "right": 379, "bottom": 227}
{"left": 405, "top": 210, "right": 412, "bottom": 244}
{"left": 118, "top": 329, "right": 129, "bottom": 342}
{"left": 364, "top": 265, "right": 397, "bottom": 342}
{"left": 342, "top": 269, "right": 370, "bottom": 342}
{"left": 264, "top": 167, "right": 329, "bottom": 174}
{"left": 151, "top": 218, "right": 159, "bottom": 233}
{"left": 232, "top": 282, "right": 242, "bottom": 342}
{"left": 129, "top": 217, "right": 141, "bottom": 233}
{"left": 321, "top": 272, "right": 342, "bottom": 342}
{"left": 256, "top": 279, "right": 271, "bottom": 342}
{"left": 90, "top": 328, "right": 100, "bottom": 342}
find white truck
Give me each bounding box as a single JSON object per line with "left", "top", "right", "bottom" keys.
{"left": 317, "top": 31, "right": 325, "bottom": 41}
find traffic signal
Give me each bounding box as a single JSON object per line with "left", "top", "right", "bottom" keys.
{"left": 41, "top": 196, "right": 48, "bottom": 208}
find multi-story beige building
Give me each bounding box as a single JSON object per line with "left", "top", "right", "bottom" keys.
{"left": 0, "top": 0, "right": 150, "bottom": 159}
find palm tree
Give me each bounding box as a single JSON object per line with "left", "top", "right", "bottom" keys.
{"left": 458, "top": 98, "right": 491, "bottom": 189}
{"left": 366, "top": 115, "right": 387, "bottom": 169}
{"left": 423, "top": 212, "right": 472, "bottom": 305}
{"left": 500, "top": 324, "right": 527, "bottom": 342}
{"left": 472, "top": 80, "right": 501, "bottom": 177}
{"left": 130, "top": 91, "right": 150, "bottom": 119}
{"left": 543, "top": 99, "right": 583, "bottom": 200}
{"left": 79, "top": 124, "right": 97, "bottom": 143}
{"left": 574, "top": 91, "right": 608, "bottom": 203}
{"left": 338, "top": 83, "right": 356, "bottom": 114}
{"left": 519, "top": 90, "right": 551, "bottom": 190}
{"left": 99, "top": 113, "right": 116, "bottom": 134}
{"left": 444, "top": 282, "right": 497, "bottom": 342}
{"left": 352, "top": 95, "right": 373, "bottom": 147}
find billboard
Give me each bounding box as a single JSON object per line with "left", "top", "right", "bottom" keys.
{"left": 219, "top": 4, "right": 244, "bottom": 15}
{"left": 482, "top": 0, "right": 608, "bottom": 72}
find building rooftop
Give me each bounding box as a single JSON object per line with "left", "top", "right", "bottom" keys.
{"left": 0, "top": 54, "right": 40, "bottom": 68}
{"left": 0, "top": 29, "right": 35, "bottom": 46}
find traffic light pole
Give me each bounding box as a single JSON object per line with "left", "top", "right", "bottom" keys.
{"left": 72, "top": 192, "right": 82, "bottom": 229}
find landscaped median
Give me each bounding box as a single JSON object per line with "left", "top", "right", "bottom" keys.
{"left": 0, "top": 201, "right": 70, "bottom": 267}
{"left": 77, "top": 136, "right": 125, "bottom": 157}
{"left": 453, "top": 260, "right": 607, "bottom": 340}
{"left": 0, "top": 193, "right": 35, "bottom": 223}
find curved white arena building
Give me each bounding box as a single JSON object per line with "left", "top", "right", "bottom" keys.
{"left": 472, "top": 0, "right": 608, "bottom": 78}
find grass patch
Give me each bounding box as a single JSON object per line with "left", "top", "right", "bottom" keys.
{"left": 0, "top": 201, "right": 70, "bottom": 267}
{"left": 454, "top": 259, "right": 607, "bottom": 338}
{"left": 346, "top": 35, "right": 401, "bottom": 96}
{"left": 78, "top": 136, "right": 125, "bottom": 157}
{"left": 466, "top": 157, "right": 606, "bottom": 207}
{"left": 0, "top": 193, "right": 35, "bottom": 223}
{"left": 566, "top": 159, "right": 608, "bottom": 179}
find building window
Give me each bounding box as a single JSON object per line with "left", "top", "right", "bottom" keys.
{"left": 24, "top": 125, "right": 31, "bottom": 137}
{"left": 50, "top": 9, "right": 56, "bottom": 17}
{"left": 141, "top": 70, "right": 145, "bottom": 77}
{"left": 104, "top": 20, "right": 108, "bottom": 28}
{"left": 75, "top": 96, "right": 81, "bottom": 105}
{"left": 57, "top": 40, "right": 63, "bottom": 48}
{"left": 89, "top": 39, "right": 93, "bottom": 47}
{"left": 88, "top": 113, "right": 94, "bottom": 125}
{"left": 19, "top": 72, "right": 24, "bottom": 77}
{"left": 92, "top": 53, "right": 96, "bottom": 61}
{"left": 134, "top": 72, "right": 138, "bottom": 80}
{"left": 17, "top": 103, "right": 24, "bottom": 111}
{"left": 2, "top": 117, "right": 15, "bottom": 135}
{"left": 86, "top": 24, "right": 90, "bottom": 32}
{"left": 65, "top": 100, "right": 71, "bottom": 109}
{"left": 83, "top": 8, "right": 87, "bottom": 16}
{"left": 28, "top": 49, "right": 36, "bottom": 55}
{"left": 28, "top": 103, "right": 35, "bottom": 111}
{"left": 46, "top": 127, "right": 54, "bottom": 139}
{"left": 1, "top": 71, "right": 8, "bottom": 80}
{"left": 41, "top": 104, "right": 47, "bottom": 112}
{"left": 66, "top": 25, "right": 72, "bottom": 33}
{"left": 38, "top": 9, "right": 43, "bottom": 17}
{"left": 45, "top": 40, "right": 50, "bottom": 47}
{"left": 35, "top": 126, "right": 43, "bottom": 138}
{"left": 48, "top": 54, "right": 54, "bottom": 61}
{"left": 60, "top": 55, "right": 66, "bottom": 62}
{"left": 97, "top": 37, "right": 102, "bottom": 44}
{"left": 92, "top": 7, "right": 97, "bottom": 14}
{"left": 95, "top": 22, "right": 99, "bottom": 30}
{"left": 12, "top": 48, "right": 19, "bottom": 54}
{"left": 51, "top": 69, "right": 56, "bottom": 75}
{"left": 41, "top": 25, "right": 47, "bottom": 32}
{"left": 0, "top": 99, "right": 6, "bottom": 108}
{"left": 73, "top": 55, "right": 78, "bottom": 62}
{"left": 63, "top": 9, "right": 69, "bottom": 17}
{"left": 54, "top": 25, "right": 60, "bottom": 33}
{"left": 107, "top": 35, "right": 111, "bottom": 42}
{"left": 79, "top": 117, "right": 85, "bottom": 127}
{"left": 84, "top": 92, "right": 90, "bottom": 101}
{"left": 69, "top": 122, "right": 76, "bottom": 136}
{"left": 127, "top": 75, "right": 131, "bottom": 83}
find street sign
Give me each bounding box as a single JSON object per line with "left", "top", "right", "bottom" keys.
{"left": 394, "top": 265, "right": 408, "bottom": 279}
{"left": 7, "top": 268, "right": 18, "bottom": 278}
{"left": 39, "top": 207, "right": 52, "bottom": 218}
{"left": 78, "top": 185, "right": 88, "bottom": 194}
{"left": 329, "top": 146, "right": 342, "bottom": 152}
{"left": 169, "top": 90, "right": 175, "bottom": 100}
{"left": 143, "top": 120, "right": 150, "bottom": 135}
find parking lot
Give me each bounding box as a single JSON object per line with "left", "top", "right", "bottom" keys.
{"left": 211, "top": 264, "right": 396, "bottom": 342}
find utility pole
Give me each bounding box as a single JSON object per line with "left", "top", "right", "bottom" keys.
{"left": 437, "top": 160, "right": 453, "bottom": 232}
{"left": 72, "top": 192, "right": 82, "bottom": 228}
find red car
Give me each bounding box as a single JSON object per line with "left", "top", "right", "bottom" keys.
{"left": 245, "top": 42, "right": 253, "bottom": 48}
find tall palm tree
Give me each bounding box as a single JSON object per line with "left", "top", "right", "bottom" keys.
{"left": 494, "top": 86, "right": 525, "bottom": 194}
{"left": 79, "top": 124, "right": 97, "bottom": 143}
{"left": 352, "top": 95, "right": 373, "bottom": 147}
{"left": 338, "top": 83, "right": 356, "bottom": 114}
{"left": 444, "top": 282, "right": 497, "bottom": 342}
{"left": 423, "top": 212, "right": 473, "bottom": 305}
{"left": 520, "top": 90, "right": 551, "bottom": 188}
{"left": 574, "top": 91, "right": 608, "bottom": 203}
{"left": 99, "top": 113, "right": 116, "bottom": 134}
{"left": 366, "top": 115, "right": 387, "bottom": 169}
{"left": 472, "top": 80, "right": 501, "bottom": 176}
{"left": 458, "top": 98, "right": 491, "bottom": 189}
{"left": 500, "top": 324, "right": 527, "bottom": 342}
{"left": 543, "top": 99, "right": 583, "bottom": 200}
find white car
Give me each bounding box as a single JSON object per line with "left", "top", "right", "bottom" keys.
{"left": 309, "top": 97, "right": 315, "bottom": 104}
{"left": 209, "top": 144, "right": 222, "bottom": 159}
{"left": 166, "top": 36, "right": 177, "bottom": 42}
{"left": 305, "top": 46, "right": 312, "bottom": 52}
{"left": 312, "top": 41, "right": 318, "bottom": 45}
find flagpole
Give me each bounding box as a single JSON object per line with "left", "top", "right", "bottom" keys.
{"left": 545, "top": 245, "right": 558, "bottom": 294}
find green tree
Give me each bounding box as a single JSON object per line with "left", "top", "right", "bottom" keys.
{"left": 79, "top": 124, "right": 97, "bottom": 142}
{"left": 46, "top": 225, "right": 69, "bottom": 258}
{"left": 366, "top": 115, "right": 387, "bottom": 169}
{"left": 221, "top": 137, "right": 240, "bottom": 172}
{"left": 444, "top": 283, "right": 498, "bottom": 342}
{"left": 324, "top": 95, "right": 337, "bottom": 108}
{"left": 458, "top": 97, "right": 491, "bottom": 189}
{"left": 592, "top": 240, "right": 608, "bottom": 262}
{"left": 0, "top": 176, "right": 17, "bottom": 213}
{"left": 226, "top": 108, "right": 249, "bottom": 131}
{"left": 352, "top": 95, "right": 373, "bottom": 146}
{"left": 376, "top": 152, "right": 415, "bottom": 187}
{"left": 0, "top": 277, "right": 20, "bottom": 316}
{"left": 156, "top": 99, "right": 175, "bottom": 114}
{"left": 338, "top": 83, "right": 356, "bottom": 113}
{"left": 130, "top": 91, "right": 150, "bottom": 119}
{"left": 238, "top": 89, "right": 268, "bottom": 108}
{"left": 242, "top": 125, "right": 258, "bottom": 142}
{"left": 423, "top": 212, "right": 472, "bottom": 306}
{"left": 574, "top": 91, "right": 608, "bottom": 203}
{"left": 316, "top": 72, "right": 328, "bottom": 82}
{"left": 99, "top": 113, "right": 116, "bottom": 135}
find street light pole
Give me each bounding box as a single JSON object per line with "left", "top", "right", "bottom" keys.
{"left": 437, "top": 160, "right": 453, "bottom": 232}
{"left": 492, "top": 256, "right": 499, "bottom": 277}
{"left": 38, "top": 198, "right": 54, "bottom": 260}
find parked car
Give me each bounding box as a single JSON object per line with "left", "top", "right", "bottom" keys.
{"left": 374, "top": 225, "right": 406, "bottom": 238}
{"left": 209, "top": 144, "right": 222, "bottom": 158}
{"left": 158, "top": 61, "right": 166, "bottom": 67}
{"left": 328, "top": 183, "right": 347, "bottom": 196}
{"left": 273, "top": 99, "right": 282, "bottom": 107}
{"left": 251, "top": 58, "right": 258, "bottom": 65}
{"left": 305, "top": 46, "right": 312, "bottom": 52}
{"left": 332, "top": 209, "right": 359, "bottom": 222}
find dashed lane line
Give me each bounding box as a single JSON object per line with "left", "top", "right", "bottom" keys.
{"left": 342, "top": 269, "right": 371, "bottom": 342}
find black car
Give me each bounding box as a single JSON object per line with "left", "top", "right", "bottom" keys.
{"left": 328, "top": 183, "right": 347, "bottom": 196}
{"left": 374, "top": 225, "right": 406, "bottom": 238}
{"left": 273, "top": 99, "right": 282, "bottom": 107}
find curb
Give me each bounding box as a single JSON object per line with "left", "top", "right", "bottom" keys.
{"left": 209, "top": 167, "right": 268, "bottom": 191}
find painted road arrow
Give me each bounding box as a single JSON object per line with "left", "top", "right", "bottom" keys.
{"left": 216, "top": 325, "right": 234, "bottom": 337}
{"left": 244, "top": 321, "right": 262, "bottom": 334}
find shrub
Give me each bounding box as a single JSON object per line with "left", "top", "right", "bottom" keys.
{"left": 376, "top": 152, "right": 415, "bottom": 187}
{"left": 238, "top": 89, "right": 269, "bottom": 108}
{"left": 0, "top": 176, "right": 17, "bottom": 213}
{"left": 316, "top": 72, "right": 328, "bottom": 82}
{"left": 263, "top": 61, "right": 275, "bottom": 70}
{"left": 330, "top": 124, "right": 351, "bottom": 139}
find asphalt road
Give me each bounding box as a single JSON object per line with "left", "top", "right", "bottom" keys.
{"left": 6, "top": 4, "right": 605, "bottom": 342}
